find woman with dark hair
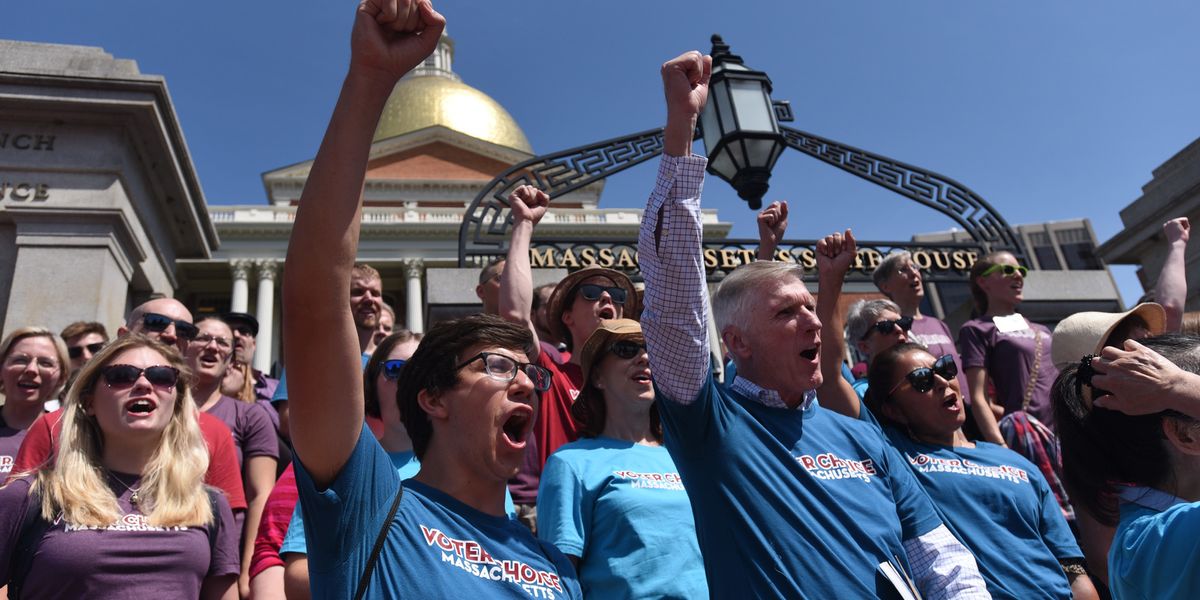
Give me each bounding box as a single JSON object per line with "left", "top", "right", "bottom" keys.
{"left": 866, "top": 342, "right": 1096, "bottom": 600}
{"left": 537, "top": 320, "right": 706, "bottom": 599}
{"left": 0, "top": 335, "right": 239, "bottom": 599}
{"left": 960, "top": 251, "right": 1059, "bottom": 443}
{"left": 1054, "top": 334, "right": 1200, "bottom": 599}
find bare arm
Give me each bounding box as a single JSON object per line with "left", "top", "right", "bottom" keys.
{"left": 814, "top": 229, "right": 862, "bottom": 418}
{"left": 249, "top": 565, "right": 285, "bottom": 600}
{"left": 756, "top": 201, "right": 788, "bottom": 261}
{"left": 639, "top": 51, "right": 713, "bottom": 405}
{"left": 283, "top": 555, "right": 311, "bottom": 600}
{"left": 498, "top": 185, "right": 550, "bottom": 358}
{"left": 1156, "top": 217, "right": 1189, "bottom": 332}
{"left": 282, "top": 0, "right": 445, "bottom": 487}
{"left": 965, "top": 367, "right": 1004, "bottom": 444}
{"left": 1069, "top": 569, "right": 1100, "bottom": 600}
{"left": 239, "top": 456, "right": 278, "bottom": 598}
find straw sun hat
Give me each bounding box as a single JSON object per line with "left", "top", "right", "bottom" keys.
{"left": 1050, "top": 302, "right": 1166, "bottom": 368}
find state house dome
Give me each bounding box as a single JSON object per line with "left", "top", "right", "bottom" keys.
{"left": 373, "top": 33, "right": 532, "bottom": 154}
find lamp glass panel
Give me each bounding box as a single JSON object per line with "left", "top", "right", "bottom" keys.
{"left": 700, "top": 98, "right": 722, "bottom": 153}
{"left": 730, "top": 79, "right": 776, "bottom": 132}
{"left": 710, "top": 148, "right": 736, "bottom": 181}
{"left": 715, "top": 80, "right": 738, "bottom": 136}
{"left": 743, "top": 137, "right": 778, "bottom": 166}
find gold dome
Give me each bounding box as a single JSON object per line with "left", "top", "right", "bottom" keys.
{"left": 373, "top": 75, "right": 533, "bottom": 153}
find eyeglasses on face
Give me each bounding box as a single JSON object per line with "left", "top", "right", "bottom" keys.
{"left": 68, "top": 342, "right": 106, "bottom": 359}
{"left": 142, "top": 313, "right": 199, "bottom": 340}
{"left": 576, "top": 284, "right": 627, "bottom": 305}
{"left": 980, "top": 263, "right": 1029, "bottom": 278}
{"left": 4, "top": 354, "right": 60, "bottom": 372}
{"left": 861, "top": 316, "right": 914, "bottom": 340}
{"left": 382, "top": 359, "right": 407, "bottom": 381}
{"left": 889, "top": 354, "right": 958, "bottom": 395}
{"left": 189, "top": 334, "right": 233, "bottom": 351}
{"left": 455, "top": 352, "right": 552, "bottom": 392}
{"left": 607, "top": 340, "right": 647, "bottom": 360}
{"left": 99, "top": 364, "right": 180, "bottom": 389}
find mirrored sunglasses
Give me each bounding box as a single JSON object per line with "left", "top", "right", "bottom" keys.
{"left": 577, "top": 284, "right": 627, "bottom": 305}
{"left": 890, "top": 354, "right": 958, "bottom": 395}
{"left": 382, "top": 359, "right": 407, "bottom": 381}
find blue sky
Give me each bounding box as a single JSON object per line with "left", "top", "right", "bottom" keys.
{"left": 6, "top": 1, "right": 1200, "bottom": 305}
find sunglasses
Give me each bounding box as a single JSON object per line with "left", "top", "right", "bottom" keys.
{"left": 980, "top": 264, "right": 1029, "bottom": 278}
{"left": 608, "top": 340, "right": 647, "bottom": 360}
{"left": 142, "top": 313, "right": 199, "bottom": 340}
{"left": 861, "top": 316, "right": 914, "bottom": 340}
{"left": 456, "top": 352, "right": 552, "bottom": 392}
{"left": 99, "top": 364, "right": 181, "bottom": 389}
{"left": 889, "top": 354, "right": 958, "bottom": 395}
{"left": 382, "top": 359, "right": 407, "bottom": 381}
{"left": 68, "top": 342, "right": 106, "bottom": 359}
{"left": 576, "top": 284, "right": 627, "bottom": 305}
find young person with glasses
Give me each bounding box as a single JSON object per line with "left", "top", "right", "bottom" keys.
{"left": 186, "top": 315, "right": 278, "bottom": 598}
{"left": 499, "top": 185, "right": 641, "bottom": 533}
{"left": 538, "top": 320, "right": 707, "bottom": 599}
{"left": 0, "top": 335, "right": 239, "bottom": 599}
{"left": 0, "top": 328, "right": 68, "bottom": 477}
{"left": 59, "top": 321, "right": 108, "bottom": 378}
{"left": 865, "top": 343, "right": 1097, "bottom": 600}
{"left": 280, "top": 2, "right": 579, "bottom": 596}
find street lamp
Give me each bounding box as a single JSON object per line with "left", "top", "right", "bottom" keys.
{"left": 699, "top": 34, "right": 787, "bottom": 210}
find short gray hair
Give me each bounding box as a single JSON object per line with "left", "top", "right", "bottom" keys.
{"left": 712, "top": 261, "right": 806, "bottom": 335}
{"left": 846, "top": 298, "right": 902, "bottom": 345}
{"left": 872, "top": 251, "right": 912, "bottom": 292}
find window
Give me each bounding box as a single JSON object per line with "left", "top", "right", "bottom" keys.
{"left": 1027, "top": 231, "right": 1061, "bottom": 270}
{"left": 1055, "top": 228, "right": 1102, "bottom": 270}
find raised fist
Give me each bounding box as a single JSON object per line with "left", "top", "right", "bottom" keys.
{"left": 351, "top": 0, "right": 446, "bottom": 82}
{"left": 816, "top": 229, "right": 857, "bottom": 277}
{"left": 757, "top": 201, "right": 789, "bottom": 247}
{"left": 1164, "top": 217, "right": 1190, "bottom": 245}
{"left": 508, "top": 185, "right": 550, "bottom": 226}
{"left": 661, "top": 51, "right": 712, "bottom": 121}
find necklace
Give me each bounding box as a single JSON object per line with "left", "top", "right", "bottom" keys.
{"left": 107, "top": 471, "right": 143, "bottom": 507}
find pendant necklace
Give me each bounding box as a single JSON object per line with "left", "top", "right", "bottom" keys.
{"left": 108, "top": 471, "right": 143, "bottom": 507}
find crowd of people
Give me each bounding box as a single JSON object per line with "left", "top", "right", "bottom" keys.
{"left": 1, "top": 1, "right": 1198, "bottom": 598}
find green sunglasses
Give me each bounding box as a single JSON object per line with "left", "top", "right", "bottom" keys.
{"left": 980, "top": 263, "right": 1028, "bottom": 278}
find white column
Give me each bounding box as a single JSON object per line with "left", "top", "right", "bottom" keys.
{"left": 403, "top": 259, "right": 425, "bottom": 333}
{"left": 253, "top": 260, "right": 279, "bottom": 374}
{"left": 229, "top": 259, "right": 252, "bottom": 313}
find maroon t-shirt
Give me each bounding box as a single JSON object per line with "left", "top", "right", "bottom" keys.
{"left": 0, "top": 475, "right": 240, "bottom": 598}
{"left": 203, "top": 395, "right": 279, "bottom": 466}
{"left": 958, "top": 316, "right": 1059, "bottom": 430}
{"left": 907, "top": 315, "right": 971, "bottom": 402}
{"left": 0, "top": 412, "right": 28, "bottom": 476}
{"left": 508, "top": 354, "right": 582, "bottom": 505}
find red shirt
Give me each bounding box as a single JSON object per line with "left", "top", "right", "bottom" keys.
{"left": 533, "top": 353, "right": 582, "bottom": 471}
{"left": 11, "top": 409, "right": 248, "bottom": 511}
{"left": 249, "top": 463, "right": 298, "bottom": 579}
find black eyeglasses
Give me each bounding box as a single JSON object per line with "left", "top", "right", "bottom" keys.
{"left": 382, "top": 359, "right": 407, "bottom": 381}
{"left": 142, "top": 313, "right": 199, "bottom": 340}
{"left": 608, "top": 340, "right": 647, "bottom": 360}
{"left": 455, "top": 352, "right": 552, "bottom": 392}
{"left": 99, "top": 364, "right": 180, "bottom": 389}
{"left": 68, "top": 342, "right": 106, "bottom": 359}
{"left": 889, "top": 354, "right": 958, "bottom": 395}
{"left": 862, "top": 316, "right": 914, "bottom": 340}
{"left": 576, "top": 284, "right": 627, "bottom": 305}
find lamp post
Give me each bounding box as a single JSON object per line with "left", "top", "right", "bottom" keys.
{"left": 698, "top": 34, "right": 788, "bottom": 210}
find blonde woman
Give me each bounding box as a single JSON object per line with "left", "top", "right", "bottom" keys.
{"left": 0, "top": 327, "right": 69, "bottom": 475}
{"left": 0, "top": 336, "right": 239, "bottom": 599}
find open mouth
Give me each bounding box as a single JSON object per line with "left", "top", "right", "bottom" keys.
{"left": 597, "top": 306, "right": 616, "bottom": 320}
{"left": 942, "top": 395, "right": 960, "bottom": 410}
{"left": 16, "top": 380, "right": 40, "bottom": 390}
{"left": 501, "top": 410, "right": 531, "bottom": 446}
{"left": 799, "top": 344, "right": 820, "bottom": 361}
{"left": 125, "top": 398, "right": 157, "bottom": 415}
{"left": 631, "top": 371, "right": 652, "bottom": 385}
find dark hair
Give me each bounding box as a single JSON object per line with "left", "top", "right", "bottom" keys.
{"left": 1053, "top": 333, "right": 1200, "bottom": 526}
{"left": 571, "top": 334, "right": 662, "bottom": 442}
{"left": 864, "top": 342, "right": 930, "bottom": 431}
{"left": 363, "top": 330, "right": 423, "bottom": 419}
{"left": 967, "top": 251, "right": 1013, "bottom": 315}
{"left": 396, "top": 314, "right": 535, "bottom": 459}
{"left": 60, "top": 321, "right": 109, "bottom": 344}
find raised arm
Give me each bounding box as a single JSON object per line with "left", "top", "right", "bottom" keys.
{"left": 639, "top": 51, "right": 713, "bottom": 405}
{"left": 1156, "top": 217, "right": 1189, "bottom": 332}
{"left": 282, "top": 0, "right": 444, "bottom": 487}
{"left": 814, "top": 229, "right": 862, "bottom": 418}
{"left": 756, "top": 201, "right": 788, "bottom": 261}
{"left": 498, "top": 185, "right": 550, "bottom": 358}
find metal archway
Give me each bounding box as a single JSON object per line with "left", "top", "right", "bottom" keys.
{"left": 457, "top": 126, "right": 1024, "bottom": 268}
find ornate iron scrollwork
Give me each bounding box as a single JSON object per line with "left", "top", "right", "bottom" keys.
{"left": 458, "top": 129, "right": 665, "bottom": 267}
{"left": 779, "top": 125, "right": 1025, "bottom": 261}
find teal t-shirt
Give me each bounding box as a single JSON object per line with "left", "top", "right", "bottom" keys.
{"left": 1109, "top": 486, "right": 1200, "bottom": 600}
{"left": 293, "top": 426, "right": 581, "bottom": 600}
{"left": 657, "top": 373, "right": 942, "bottom": 599}
{"left": 537, "top": 437, "right": 707, "bottom": 599}
{"left": 885, "top": 431, "right": 1079, "bottom": 599}
{"left": 283, "top": 450, "right": 518, "bottom": 555}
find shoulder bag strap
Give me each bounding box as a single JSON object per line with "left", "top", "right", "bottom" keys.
{"left": 1020, "top": 326, "right": 1043, "bottom": 412}
{"left": 353, "top": 482, "right": 405, "bottom": 600}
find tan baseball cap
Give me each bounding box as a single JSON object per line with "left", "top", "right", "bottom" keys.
{"left": 1051, "top": 303, "right": 1166, "bottom": 368}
